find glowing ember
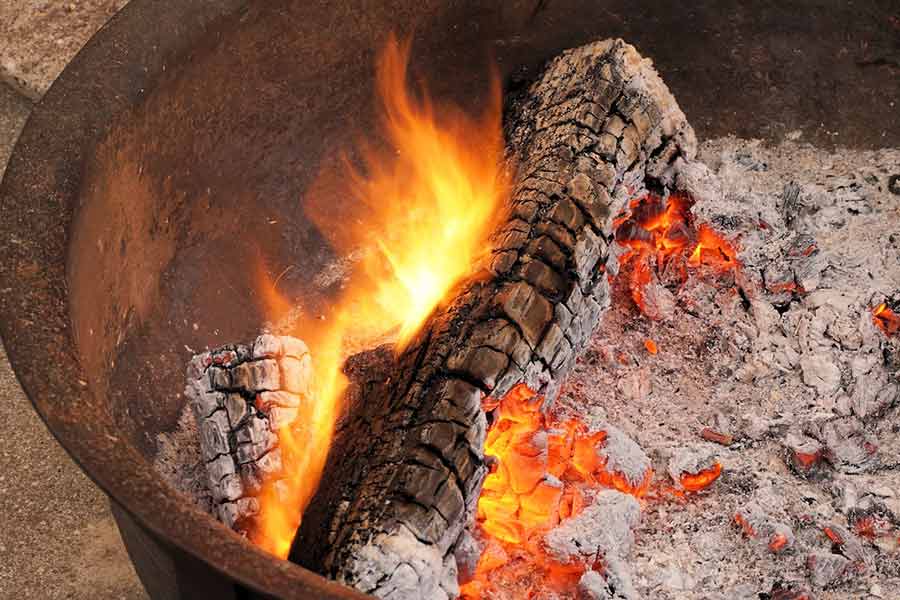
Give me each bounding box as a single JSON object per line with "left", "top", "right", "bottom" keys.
{"left": 614, "top": 193, "right": 739, "bottom": 318}
{"left": 644, "top": 338, "right": 658, "bottom": 354}
{"left": 769, "top": 532, "right": 790, "bottom": 553}
{"left": 252, "top": 35, "right": 508, "bottom": 557}
{"left": 873, "top": 303, "right": 900, "bottom": 336}
{"left": 679, "top": 462, "right": 723, "bottom": 492}
{"left": 700, "top": 427, "right": 734, "bottom": 446}
{"left": 854, "top": 516, "right": 878, "bottom": 539}
{"left": 734, "top": 513, "right": 757, "bottom": 538}
{"left": 823, "top": 526, "right": 844, "bottom": 545}
{"left": 461, "top": 384, "right": 652, "bottom": 599}
{"left": 688, "top": 223, "right": 739, "bottom": 269}
{"left": 792, "top": 449, "right": 824, "bottom": 471}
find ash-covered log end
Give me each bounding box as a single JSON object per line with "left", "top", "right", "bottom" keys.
{"left": 185, "top": 334, "right": 312, "bottom": 533}
{"left": 341, "top": 525, "right": 461, "bottom": 600}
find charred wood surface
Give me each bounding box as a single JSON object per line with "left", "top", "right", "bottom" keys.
{"left": 291, "top": 39, "right": 697, "bottom": 599}
{"left": 185, "top": 335, "right": 313, "bottom": 532}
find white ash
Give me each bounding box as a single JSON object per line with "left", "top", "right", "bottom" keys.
{"left": 595, "top": 424, "right": 652, "bottom": 490}
{"left": 806, "top": 552, "right": 851, "bottom": 589}
{"left": 554, "top": 138, "right": 900, "bottom": 599}
{"left": 544, "top": 489, "right": 641, "bottom": 564}
{"left": 345, "top": 525, "right": 459, "bottom": 600}
{"left": 578, "top": 557, "right": 640, "bottom": 600}
{"left": 453, "top": 529, "right": 484, "bottom": 585}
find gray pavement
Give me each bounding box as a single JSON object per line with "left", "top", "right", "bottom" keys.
{"left": 0, "top": 0, "right": 128, "bottom": 99}
{"left": 0, "top": 1, "right": 146, "bottom": 597}
{"left": 0, "top": 338, "right": 146, "bottom": 600}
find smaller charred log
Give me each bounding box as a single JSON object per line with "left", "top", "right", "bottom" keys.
{"left": 185, "top": 334, "right": 312, "bottom": 533}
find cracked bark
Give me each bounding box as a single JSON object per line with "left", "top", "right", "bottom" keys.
{"left": 186, "top": 334, "right": 313, "bottom": 533}
{"left": 290, "top": 39, "right": 697, "bottom": 599}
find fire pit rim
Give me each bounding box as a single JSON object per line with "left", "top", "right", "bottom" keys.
{"left": 0, "top": 1, "right": 368, "bottom": 598}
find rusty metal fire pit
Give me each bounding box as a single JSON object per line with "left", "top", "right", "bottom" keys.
{"left": 0, "top": 1, "right": 896, "bottom": 599}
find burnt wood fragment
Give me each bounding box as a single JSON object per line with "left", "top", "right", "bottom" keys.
{"left": 185, "top": 334, "right": 312, "bottom": 533}
{"left": 291, "top": 38, "right": 697, "bottom": 599}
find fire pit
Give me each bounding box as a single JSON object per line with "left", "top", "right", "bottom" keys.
{"left": 1, "top": 1, "right": 897, "bottom": 599}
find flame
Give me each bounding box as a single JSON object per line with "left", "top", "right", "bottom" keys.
{"left": 688, "top": 223, "right": 739, "bottom": 269}
{"left": 873, "top": 303, "right": 900, "bottom": 336}
{"left": 252, "top": 320, "right": 347, "bottom": 557}
{"left": 614, "top": 193, "right": 739, "bottom": 318}
{"left": 307, "top": 34, "right": 508, "bottom": 348}
{"left": 251, "top": 35, "right": 508, "bottom": 557}
{"left": 461, "top": 385, "right": 652, "bottom": 599}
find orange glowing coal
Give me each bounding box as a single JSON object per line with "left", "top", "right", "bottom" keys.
{"left": 734, "top": 513, "right": 756, "bottom": 538}
{"left": 768, "top": 533, "right": 789, "bottom": 553}
{"left": 873, "top": 303, "right": 900, "bottom": 336}
{"left": 251, "top": 35, "right": 509, "bottom": 557}
{"left": 461, "top": 384, "right": 652, "bottom": 599}
{"left": 680, "top": 462, "right": 723, "bottom": 492}
{"left": 614, "top": 193, "right": 739, "bottom": 318}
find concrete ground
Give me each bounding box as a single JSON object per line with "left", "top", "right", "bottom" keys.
{"left": 0, "top": 2, "right": 145, "bottom": 598}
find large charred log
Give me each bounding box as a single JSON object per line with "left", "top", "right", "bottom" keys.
{"left": 290, "top": 39, "right": 697, "bottom": 599}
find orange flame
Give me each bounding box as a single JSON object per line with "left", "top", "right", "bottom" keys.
{"left": 251, "top": 35, "right": 509, "bottom": 557}
{"left": 307, "top": 34, "right": 508, "bottom": 348}
{"left": 462, "top": 385, "right": 652, "bottom": 598}
{"left": 688, "top": 223, "right": 739, "bottom": 269}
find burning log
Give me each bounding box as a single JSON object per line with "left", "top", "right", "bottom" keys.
{"left": 290, "top": 38, "right": 696, "bottom": 598}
